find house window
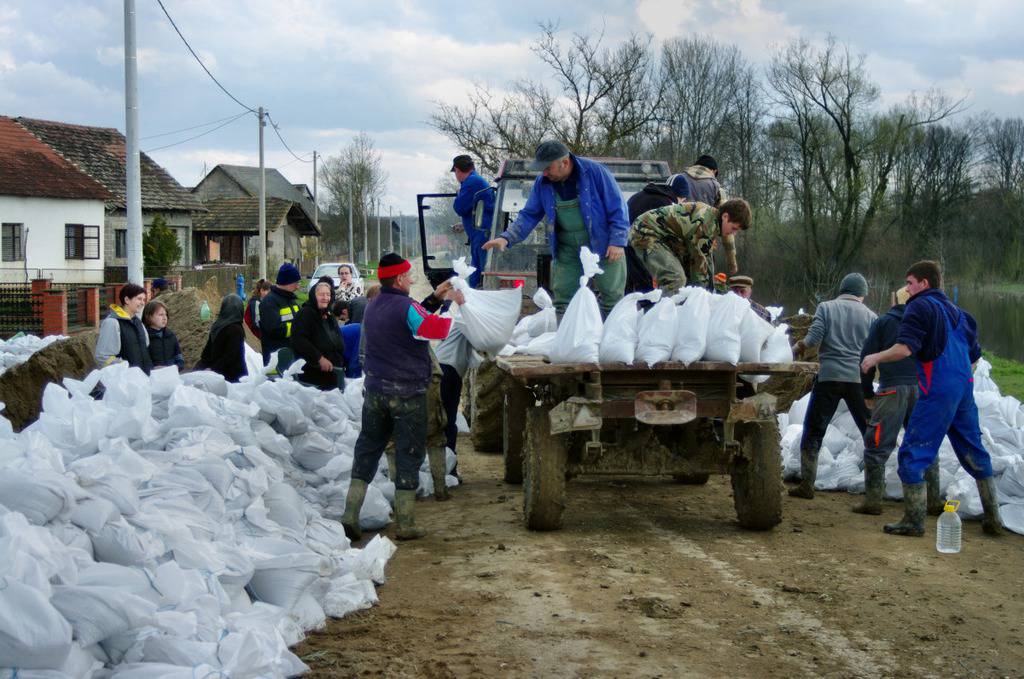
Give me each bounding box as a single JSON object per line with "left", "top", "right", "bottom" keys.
{"left": 1, "top": 223, "right": 24, "bottom": 262}
{"left": 64, "top": 224, "right": 100, "bottom": 260}
{"left": 115, "top": 229, "right": 127, "bottom": 258}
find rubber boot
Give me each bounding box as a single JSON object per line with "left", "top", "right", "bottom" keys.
{"left": 884, "top": 482, "right": 926, "bottom": 536}
{"left": 427, "top": 446, "right": 450, "bottom": 501}
{"left": 852, "top": 462, "right": 885, "bottom": 515}
{"left": 925, "top": 461, "right": 944, "bottom": 516}
{"left": 340, "top": 478, "right": 367, "bottom": 541}
{"left": 788, "top": 447, "right": 818, "bottom": 499}
{"left": 976, "top": 476, "right": 1005, "bottom": 536}
{"left": 394, "top": 489, "right": 427, "bottom": 541}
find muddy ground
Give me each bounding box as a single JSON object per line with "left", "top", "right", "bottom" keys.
{"left": 297, "top": 440, "right": 1023, "bottom": 679}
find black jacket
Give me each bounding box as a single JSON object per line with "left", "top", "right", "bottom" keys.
{"left": 259, "top": 286, "right": 301, "bottom": 360}
{"left": 115, "top": 313, "right": 153, "bottom": 375}
{"left": 147, "top": 327, "right": 184, "bottom": 369}
{"left": 291, "top": 298, "right": 346, "bottom": 390}
{"left": 861, "top": 304, "right": 918, "bottom": 397}
{"left": 627, "top": 183, "right": 676, "bottom": 224}
{"left": 199, "top": 323, "right": 246, "bottom": 382}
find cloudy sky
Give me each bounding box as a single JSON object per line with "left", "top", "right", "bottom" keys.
{"left": 2, "top": 0, "right": 1023, "bottom": 212}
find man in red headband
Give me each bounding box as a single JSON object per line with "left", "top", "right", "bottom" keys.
{"left": 342, "top": 253, "right": 460, "bottom": 541}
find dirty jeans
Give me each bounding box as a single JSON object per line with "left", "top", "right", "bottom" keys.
{"left": 352, "top": 389, "right": 427, "bottom": 490}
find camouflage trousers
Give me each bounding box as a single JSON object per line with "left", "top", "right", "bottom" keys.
{"left": 636, "top": 241, "right": 711, "bottom": 294}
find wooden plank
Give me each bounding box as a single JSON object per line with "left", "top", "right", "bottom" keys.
{"left": 495, "top": 355, "right": 818, "bottom": 379}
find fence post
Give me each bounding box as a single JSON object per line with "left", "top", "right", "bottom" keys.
{"left": 41, "top": 290, "right": 68, "bottom": 337}
{"left": 85, "top": 287, "right": 101, "bottom": 329}
{"left": 31, "top": 278, "right": 51, "bottom": 295}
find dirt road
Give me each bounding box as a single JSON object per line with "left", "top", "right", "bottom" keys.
{"left": 298, "top": 442, "right": 1023, "bottom": 678}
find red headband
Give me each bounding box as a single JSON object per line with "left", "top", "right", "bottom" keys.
{"left": 378, "top": 259, "right": 411, "bottom": 279}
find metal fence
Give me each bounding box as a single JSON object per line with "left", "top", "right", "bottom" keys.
{"left": 52, "top": 284, "right": 91, "bottom": 331}
{"left": 0, "top": 283, "right": 42, "bottom": 338}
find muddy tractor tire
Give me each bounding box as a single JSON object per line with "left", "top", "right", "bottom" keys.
{"left": 470, "top": 360, "right": 504, "bottom": 453}
{"left": 672, "top": 473, "right": 711, "bottom": 485}
{"left": 502, "top": 382, "right": 530, "bottom": 484}
{"left": 522, "top": 406, "right": 568, "bottom": 531}
{"left": 730, "top": 419, "right": 783, "bottom": 531}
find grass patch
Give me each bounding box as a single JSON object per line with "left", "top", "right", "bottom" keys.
{"left": 984, "top": 351, "right": 1024, "bottom": 401}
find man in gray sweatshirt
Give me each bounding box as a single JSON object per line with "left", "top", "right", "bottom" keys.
{"left": 789, "top": 273, "right": 877, "bottom": 499}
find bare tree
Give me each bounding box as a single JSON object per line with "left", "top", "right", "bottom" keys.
{"left": 980, "top": 117, "right": 1024, "bottom": 193}
{"left": 318, "top": 132, "right": 388, "bottom": 256}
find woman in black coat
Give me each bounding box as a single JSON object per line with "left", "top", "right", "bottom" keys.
{"left": 291, "top": 276, "right": 346, "bottom": 390}
{"left": 197, "top": 294, "right": 247, "bottom": 382}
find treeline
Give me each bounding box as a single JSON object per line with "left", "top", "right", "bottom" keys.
{"left": 430, "top": 25, "right": 1024, "bottom": 297}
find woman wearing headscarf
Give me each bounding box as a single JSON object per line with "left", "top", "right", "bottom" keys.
{"left": 197, "top": 294, "right": 247, "bottom": 382}
{"left": 291, "top": 276, "right": 346, "bottom": 390}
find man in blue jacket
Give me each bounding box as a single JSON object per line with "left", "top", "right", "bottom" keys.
{"left": 862, "top": 260, "right": 1004, "bottom": 537}
{"left": 482, "top": 140, "right": 628, "bottom": 315}
{"left": 451, "top": 155, "right": 494, "bottom": 288}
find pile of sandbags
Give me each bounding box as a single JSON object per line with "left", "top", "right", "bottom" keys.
{"left": 0, "top": 345, "right": 451, "bottom": 677}
{"left": 779, "top": 358, "right": 1024, "bottom": 535}
{"left": 0, "top": 333, "right": 66, "bottom": 376}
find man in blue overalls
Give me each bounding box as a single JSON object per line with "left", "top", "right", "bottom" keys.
{"left": 451, "top": 155, "right": 495, "bottom": 289}
{"left": 861, "top": 260, "right": 1004, "bottom": 537}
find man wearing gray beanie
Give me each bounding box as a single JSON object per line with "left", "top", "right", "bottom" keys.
{"left": 789, "top": 272, "right": 877, "bottom": 499}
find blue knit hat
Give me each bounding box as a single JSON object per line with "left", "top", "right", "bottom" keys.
{"left": 276, "top": 262, "right": 301, "bottom": 285}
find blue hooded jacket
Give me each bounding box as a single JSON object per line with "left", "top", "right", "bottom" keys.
{"left": 499, "top": 154, "right": 629, "bottom": 258}
{"left": 453, "top": 170, "right": 495, "bottom": 241}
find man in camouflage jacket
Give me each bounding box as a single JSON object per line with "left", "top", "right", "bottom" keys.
{"left": 628, "top": 198, "right": 751, "bottom": 294}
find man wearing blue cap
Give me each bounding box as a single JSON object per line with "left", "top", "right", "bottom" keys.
{"left": 482, "top": 140, "right": 629, "bottom": 315}
{"left": 259, "top": 262, "right": 302, "bottom": 366}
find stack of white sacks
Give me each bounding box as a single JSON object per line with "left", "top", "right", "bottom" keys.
{"left": 0, "top": 346, "right": 456, "bottom": 677}
{"left": 780, "top": 358, "right": 1024, "bottom": 535}
{"left": 0, "top": 333, "right": 66, "bottom": 376}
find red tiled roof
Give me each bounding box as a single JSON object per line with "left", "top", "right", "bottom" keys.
{"left": 0, "top": 116, "right": 111, "bottom": 201}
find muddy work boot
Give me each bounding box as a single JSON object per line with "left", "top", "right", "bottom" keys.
{"left": 884, "top": 482, "right": 926, "bottom": 537}
{"left": 788, "top": 447, "right": 819, "bottom": 499}
{"left": 340, "top": 478, "right": 367, "bottom": 541}
{"left": 427, "top": 446, "right": 450, "bottom": 501}
{"left": 976, "top": 476, "right": 1005, "bottom": 536}
{"left": 925, "top": 461, "right": 944, "bottom": 516}
{"left": 852, "top": 462, "right": 886, "bottom": 515}
{"left": 394, "top": 489, "right": 427, "bottom": 541}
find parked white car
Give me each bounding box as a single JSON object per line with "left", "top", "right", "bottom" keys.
{"left": 307, "top": 262, "right": 362, "bottom": 293}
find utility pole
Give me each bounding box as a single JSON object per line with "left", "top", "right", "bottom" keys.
{"left": 123, "top": 0, "right": 143, "bottom": 285}
{"left": 347, "top": 184, "right": 354, "bottom": 263}
{"left": 258, "top": 106, "right": 267, "bottom": 280}
{"left": 398, "top": 211, "right": 404, "bottom": 257}
{"left": 312, "top": 151, "right": 319, "bottom": 266}
{"left": 362, "top": 199, "right": 368, "bottom": 266}
{"left": 388, "top": 205, "right": 394, "bottom": 253}
{"left": 375, "top": 199, "right": 381, "bottom": 263}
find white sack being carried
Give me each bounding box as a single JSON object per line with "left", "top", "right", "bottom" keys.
{"left": 449, "top": 258, "right": 521, "bottom": 355}
{"left": 550, "top": 247, "right": 604, "bottom": 364}
{"left": 671, "top": 287, "right": 711, "bottom": 364}
{"left": 703, "top": 292, "right": 748, "bottom": 363}
{"left": 636, "top": 293, "right": 677, "bottom": 367}
{"left": 599, "top": 290, "right": 660, "bottom": 365}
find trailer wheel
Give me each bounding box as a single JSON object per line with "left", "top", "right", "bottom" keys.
{"left": 672, "top": 473, "right": 711, "bottom": 485}
{"left": 730, "top": 419, "right": 783, "bottom": 531}
{"left": 522, "top": 406, "right": 567, "bottom": 531}
{"left": 502, "top": 383, "right": 529, "bottom": 484}
{"left": 470, "top": 360, "right": 504, "bottom": 453}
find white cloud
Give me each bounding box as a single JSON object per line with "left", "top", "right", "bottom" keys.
{"left": 636, "top": 0, "right": 698, "bottom": 40}
{"left": 961, "top": 57, "right": 1024, "bottom": 96}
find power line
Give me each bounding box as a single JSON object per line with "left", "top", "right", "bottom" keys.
{"left": 266, "top": 113, "right": 314, "bottom": 163}
{"left": 141, "top": 113, "right": 246, "bottom": 140}
{"left": 154, "top": 0, "right": 256, "bottom": 113}
{"left": 144, "top": 111, "right": 249, "bottom": 153}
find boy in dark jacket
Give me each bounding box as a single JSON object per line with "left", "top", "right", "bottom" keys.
{"left": 143, "top": 300, "right": 185, "bottom": 370}
{"left": 291, "top": 277, "right": 346, "bottom": 390}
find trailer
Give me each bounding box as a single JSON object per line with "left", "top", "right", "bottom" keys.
{"left": 496, "top": 355, "right": 818, "bottom": 531}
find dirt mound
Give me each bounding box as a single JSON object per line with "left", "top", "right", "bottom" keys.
{"left": 0, "top": 332, "right": 97, "bottom": 431}
{"left": 760, "top": 313, "right": 816, "bottom": 413}
{"left": 159, "top": 288, "right": 261, "bottom": 369}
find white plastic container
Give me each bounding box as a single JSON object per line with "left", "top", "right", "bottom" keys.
{"left": 936, "top": 500, "right": 962, "bottom": 554}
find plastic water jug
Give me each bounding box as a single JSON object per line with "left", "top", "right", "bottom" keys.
{"left": 199, "top": 300, "right": 211, "bottom": 322}
{"left": 936, "top": 500, "right": 962, "bottom": 554}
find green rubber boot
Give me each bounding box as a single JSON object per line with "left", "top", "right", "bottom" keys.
{"left": 788, "top": 447, "right": 819, "bottom": 499}
{"left": 925, "top": 461, "right": 944, "bottom": 516}
{"left": 427, "top": 446, "right": 450, "bottom": 501}
{"left": 977, "top": 476, "right": 1005, "bottom": 536}
{"left": 394, "top": 489, "right": 427, "bottom": 541}
{"left": 852, "top": 462, "right": 885, "bottom": 515}
{"left": 884, "top": 482, "right": 926, "bottom": 537}
{"left": 341, "top": 478, "right": 367, "bottom": 541}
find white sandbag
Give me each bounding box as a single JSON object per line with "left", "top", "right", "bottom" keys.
{"left": 636, "top": 295, "right": 677, "bottom": 367}
{"left": 0, "top": 575, "right": 73, "bottom": 670}
{"left": 671, "top": 287, "right": 711, "bottom": 364}
{"left": 0, "top": 470, "right": 78, "bottom": 525}
{"left": 449, "top": 258, "right": 522, "bottom": 354}
{"left": 70, "top": 495, "right": 122, "bottom": 533}
{"left": 339, "top": 534, "right": 397, "bottom": 584}
{"left": 291, "top": 431, "right": 334, "bottom": 471}
{"left": 525, "top": 287, "right": 557, "bottom": 336}
{"left": 106, "top": 663, "right": 221, "bottom": 678}
{"left": 51, "top": 585, "right": 157, "bottom": 646}
{"left": 703, "top": 292, "right": 748, "bottom": 363}
{"left": 739, "top": 306, "right": 775, "bottom": 362}
{"left": 761, "top": 324, "right": 794, "bottom": 364}
{"left": 1001, "top": 502, "right": 1024, "bottom": 536}
{"left": 89, "top": 518, "right": 163, "bottom": 568}
{"left": 549, "top": 247, "right": 604, "bottom": 364}
{"left": 322, "top": 572, "right": 378, "bottom": 618}
{"left": 599, "top": 290, "right": 660, "bottom": 365}
{"left": 520, "top": 332, "right": 557, "bottom": 357}
{"left": 245, "top": 538, "right": 322, "bottom": 611}
{"left": 263, "top": 482, "right": 308, "bottom": 534}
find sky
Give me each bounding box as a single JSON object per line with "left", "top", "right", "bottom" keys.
{"left": 2, "top": 0, "right": 1023, "bottom": 213}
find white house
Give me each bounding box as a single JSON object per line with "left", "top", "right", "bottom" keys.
{"left": 0, "top": 116, "right": 110, "bottom": 284}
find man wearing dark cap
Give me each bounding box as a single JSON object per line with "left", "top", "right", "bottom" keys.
{"left": 341, "top": 252, "right": 460, "bottom": 541}
{"left": 482, "top": 140, "right": 629, "bottom": 315}
{"left": 451, "top": 155, "right": 494, "bottom": 288}
{"left": 681, "top": 155, "right": 738, "bottom": 275}
{"left": 151, "top": 277, "right": 169, "bottom": 297}
{"left": 728, "top": 275, "right": 772, "bottom": 323}
{"left": 259, "top": 262, "right": 303, "bottom": 367}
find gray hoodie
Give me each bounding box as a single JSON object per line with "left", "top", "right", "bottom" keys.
{"left": 803, "top": 294, "right": 877, "bottom": 383}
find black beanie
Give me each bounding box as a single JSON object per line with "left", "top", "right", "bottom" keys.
{"left": 696, "top": 154, "right": 718, "bottom": 171}
{"left": 378, "top": 252, "right": 405, "bottom": 269}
